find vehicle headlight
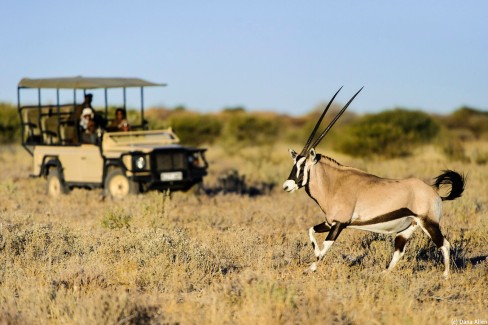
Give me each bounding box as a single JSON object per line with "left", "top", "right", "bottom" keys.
{"left": 134, "top": 156, "right": 146, "bottom": 170}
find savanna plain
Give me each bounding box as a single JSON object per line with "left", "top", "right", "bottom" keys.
{"left": 0, "top": 142, "right": 487, "bottom": 324}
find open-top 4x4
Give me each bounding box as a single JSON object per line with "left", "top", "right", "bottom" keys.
{"left": 18, "top": 77, "right": 208, "bottom": 198}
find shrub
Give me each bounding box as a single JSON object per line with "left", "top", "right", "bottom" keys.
{"left": 441, "top": 107, "right": 488, "bottom": 139}
{"left": 0, "top": 102, "right": 20, "bottom": 143}
{"left": 170, "top": 113, "right": 222, "bottom": 146}
{"left": 101, "top": 209, "right": 132, "bottom": 230}
{"left": 334, "top": 109, "right": 440, "bottom": 158}
{"left": 219, "top": 113, "right": 279, "bottom": 155}
{"left": 149, "top": 111, "right": 222, "bottom": 146}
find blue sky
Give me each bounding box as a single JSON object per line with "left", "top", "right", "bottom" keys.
{"left": 1, "top": 1, "right": 487, "bottom": 115}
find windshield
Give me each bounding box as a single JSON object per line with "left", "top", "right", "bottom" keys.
{"left": 107, "top": 131, "right": 177, "bottom": 145}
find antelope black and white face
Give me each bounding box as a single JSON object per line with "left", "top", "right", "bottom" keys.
{"left": 283, "top": 148, "right": 316, "bottom": 192}
{"left": 282, "top": 86, "right": 363, "bottom": 193}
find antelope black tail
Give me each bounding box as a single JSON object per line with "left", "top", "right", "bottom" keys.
{"left": 433, "top": 170, "right": 466, "bottom": 201}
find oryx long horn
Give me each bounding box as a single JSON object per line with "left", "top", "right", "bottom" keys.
{"left": 311, "top": 86, "right": 364, "bottom": 149}
{"left": 300, "top": 86, "right": 343, "bottom": 155}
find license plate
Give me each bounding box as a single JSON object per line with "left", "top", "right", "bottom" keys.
{"left": 160, "top": 171, "right": 183, "bottom": 181}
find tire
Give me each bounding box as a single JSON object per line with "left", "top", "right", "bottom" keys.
{"left": 104, "top": 168, "right": 139, "bottom": 199}
{"left": 46, "top": 168, "right": 70, "bottom": 197}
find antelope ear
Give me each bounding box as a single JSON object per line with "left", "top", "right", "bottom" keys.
{"left": 288, "top": 149, "right": 298, "bottom": 159}
{"left": 309, "top": 148, "right": 317, "bottom": 161}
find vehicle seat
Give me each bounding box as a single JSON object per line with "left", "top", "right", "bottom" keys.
{"left": 60, "top": 122, "right": 77, "bottom": 144}
{"left": 22, "top": 109, "right": 42, "bottom": 144}
{"left": 41, "top": 116, "right": 59, "bottom": 144}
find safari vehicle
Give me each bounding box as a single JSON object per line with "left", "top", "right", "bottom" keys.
{"left": 17, "top": 77, "right": 208, "bottom": 198}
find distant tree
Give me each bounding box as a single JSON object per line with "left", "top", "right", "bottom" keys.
{"left": 219, "top": 112, "right": 279, "bottom": 155}
{"left": 334, "top": 109, "right": 440, "bottom": 158}
{"left": 169, "top": 113, "right": 222, "bottom": 146}
{"left": 441, "top": 106, "right": 488, "bottom": 139}
{"left": 0, "top": 102, "right": 20, "bottom": 143}
{"left": 222, "top": 106, "right": 246, "bottom": 114}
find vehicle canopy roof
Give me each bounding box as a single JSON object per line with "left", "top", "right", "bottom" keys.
{"left": 17, "top": 76, "right": 167, "bottom": 155}
{"left": 18, "top": 76, "right": 166, "bottom": 89}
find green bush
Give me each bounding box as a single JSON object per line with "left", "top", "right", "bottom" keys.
{"left": 0, "top": 102, "right": 20, "bottom": 143}
{"left": 147, "top": 108, "right": 283, "bottom": 149}
{"left": 441, "top": 107, "right": 488, "bottom": 139}
{"left": 334, "top": 109, "right": 440, "bottom": 158}
{"left": 297, "top": 109, "right": 357, "bottom": 149}
{"left": 219, "top": 113, "right": 279, "bottom": 155}
{"left": 150, "top": 112, "right": 222, "bottom": 146}
{"left": 171, "top": 114, "right": 222, "bottom": 146}
{"left": 101, "top": 209, "right": 132, "bottom": 230}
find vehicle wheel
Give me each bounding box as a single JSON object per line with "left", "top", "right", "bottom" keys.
{"left": 46, "top": 168, "right": 69, "bottom": 197}
{"left": 105, "top": 168, "right": 139, "bottom": 199}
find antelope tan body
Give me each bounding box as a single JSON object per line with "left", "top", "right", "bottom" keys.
{"left": 308, "top": 156, "right": 436, "bottom": 232}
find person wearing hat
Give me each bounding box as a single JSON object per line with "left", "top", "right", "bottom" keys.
{"left": 72, "top": 93, "right": 94, "bottom": 122}
{"left": 80, "top": 107, "right": 97, "bottom": 143}
{"left": 72, "top": 93, "right": 107, "bottom": 143}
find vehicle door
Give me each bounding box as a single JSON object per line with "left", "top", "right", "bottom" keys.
{"left": 61, "top": 145, "right": 104, "bottom": 183}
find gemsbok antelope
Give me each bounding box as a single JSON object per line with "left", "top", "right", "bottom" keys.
{"left": 283, "top": 87, "right": 465, "bottom": 278}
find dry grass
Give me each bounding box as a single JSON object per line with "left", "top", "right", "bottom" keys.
{"left": 0, "top": 143, "right": 487, "bottom": 324}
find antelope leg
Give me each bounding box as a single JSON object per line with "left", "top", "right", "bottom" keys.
{"left": 309, "top": 222, "right": 331, "bottom": 258}
{"left": 308, "top": 222, "right": 346, "bottom": 272}
{"left": 387, "top": 224, "right": 419, "bottom": 271}
{"left": 419, "top": 218, "right": 451, "bottom": 279}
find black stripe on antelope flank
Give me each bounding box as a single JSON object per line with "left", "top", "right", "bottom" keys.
{"left": 351, "top": 208, "right": 417, "bottom": 226}
{"left": 325, "top": 222, "right": 347, "bottom": 241}
{"left": 313, "top": 222, "right": 331, "bottom": 233}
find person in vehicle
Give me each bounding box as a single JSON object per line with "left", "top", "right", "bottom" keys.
{"left": 109, "top": 108, "right": 130, "bottom": 131}
{"left": 80, "top": 108, "right": 97, "bottom": 143}
{"left": 73, "top": 93, "right": 93, "bottom": 121}
{"left": 73, "top": 93, "right": 107, "bottom": 130}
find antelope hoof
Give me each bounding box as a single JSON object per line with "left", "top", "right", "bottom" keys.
{"left": 381, "top": 269, "right": 391, "bottom": 276}
{"left": 303, "top": 262, "right": 317, "bottom": 274}
{"left": 442, "top": 272, "right": 450, "bottom": 280}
